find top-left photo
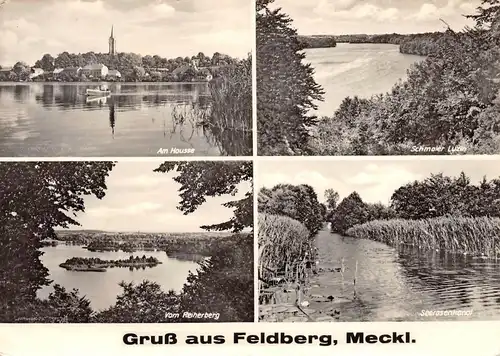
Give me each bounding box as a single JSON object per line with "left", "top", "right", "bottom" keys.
{"left": 0, "top": 0, "right": 252, "bottom": 157}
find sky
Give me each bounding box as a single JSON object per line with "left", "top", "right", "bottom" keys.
{"left": 65, "top": 161, "right": 251, "bottom": 233}
{"left": 270, "top": 0, "right": 482, "bottom": 35}
{"left": 258, "top": 158, "right": 500, "bottom": 205}
{"left": 0, "top": 0, "right": 252, "bottom": 66}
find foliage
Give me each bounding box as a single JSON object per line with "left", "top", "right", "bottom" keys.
{"left": 179, "top": 233, "right": 254, "bottom": 322}
{"left": 346, "top": 216, "right": 500, "bottom": 256}
{"left": 170, "top": 56, "right": 253, "bottom": 156}
{"left": 0, "top": 162, "right": 114, "bottom": 314}
{"left": 257, "top": 0, "right": 324, "bottom": 155}
{"left": 258, "top": 183, "right": 324, "bottom": 236}
{"left": 258, "top": 213, "right": 311, "bottom": 283}
{"left": 330, "top": 192, "right": 371, "bottom": 234}
{"left": 391, "top": 172, "right": 500, "bottom": 219}
{"left": 94, "top": 281, "right": 180, "bottom": 323}
{"left": 1, "top": 284, "right": 93, "bottom": 323}
{"left": 154, "top": 161, "right": 253, "bottom": 233}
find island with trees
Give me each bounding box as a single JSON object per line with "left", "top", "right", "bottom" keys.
{"left": 59, "top": 256, "right": 162, "bottom": 272}
{"left": 257, "top": 0, "right": 500, "bottom": 155}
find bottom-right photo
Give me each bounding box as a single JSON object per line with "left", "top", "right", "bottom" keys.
{"left": 257, "top": 157, "right": 500, "bottom": 322}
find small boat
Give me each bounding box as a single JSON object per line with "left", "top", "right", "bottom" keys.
{"left": 86, "top": 85, "right": 110, "bottom": 96}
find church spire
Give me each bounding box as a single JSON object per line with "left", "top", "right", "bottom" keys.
{"left": 109, "top": 25, "right": 116, "bottom": 56}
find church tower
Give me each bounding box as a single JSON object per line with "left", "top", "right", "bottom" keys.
{"left": 109, "top": 25, "right": 116, "bottom": 56}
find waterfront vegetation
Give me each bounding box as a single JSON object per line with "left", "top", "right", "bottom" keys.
{"left": 170, "top": 56, "right": 252, "bottom": 155}
{"left": 0, "top": 51, "right": 242, "bottom": 83}
{"left": 59, "top": 256, "right": 162, "bottom": 271}
{"left": 258, "top": 170, "right": 500, "bottom": 320}
{"left": 257, "top": 0, "right": 500, "bottom": 155}
{"left": 346, "top": 216, "right": 500, "bottom": 256}
{"left": 331, "top": 171, "right": 500, "bottom": 257}
{"left": 0, "top": 161, "right": 253, "bottom": 323}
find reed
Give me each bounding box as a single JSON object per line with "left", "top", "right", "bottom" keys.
{"left": 346, "top": 216, "right": 500, "bottom": 256}
{"left": 258, "top": 213, "right": 312, "bottom": 284}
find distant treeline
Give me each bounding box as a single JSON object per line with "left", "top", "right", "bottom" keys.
{"left": 297, "top": 32, "right": 446, "bottom": 55}
{"left": 297, "top": 35, "right": 337, "bottom": 49}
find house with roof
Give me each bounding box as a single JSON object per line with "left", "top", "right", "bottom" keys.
{"left": 108, "top": 69, "right": 121, "bottom": 79}
{"left": 29, "top": 68, "right": 44, "bottom": 79}
{"left": 0, "top": 67, "right": 12, "bottom": 79}
{"left": 53, "top": 68, "right": 64, "bottom": 75}
{"left": 81, "top": 63, "right": 108, "bottom": 79}
{"left": 60, "top": 67, "right": 81, "bottom": 76}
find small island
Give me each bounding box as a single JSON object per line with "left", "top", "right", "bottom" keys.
{"left": 59, "top": 255, "right": 162, "bottom": 272}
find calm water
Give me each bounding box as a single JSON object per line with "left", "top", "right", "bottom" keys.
{"left": 310, "top": 228, "right": 500, "bottom": 321}
{"left": 304, "top": 43, "right": 424, "bottom": 117}
{"left": 0, "top": 82, "right": 249, "bottom": 156}
{"left": 38, "top": 244, "right": 202, "bottom": 311}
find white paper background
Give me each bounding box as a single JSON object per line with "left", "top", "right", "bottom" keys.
{"left": 0, "top": 322, "right": 499, "bottom": 356}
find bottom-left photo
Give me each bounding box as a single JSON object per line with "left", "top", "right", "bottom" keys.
{"left": 0, "top": 160, "right": 254, "bottom": 323}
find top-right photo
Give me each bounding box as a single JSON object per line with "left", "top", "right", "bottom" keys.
{"left": 256, "top": 0, "right": 500, "bottom": 156}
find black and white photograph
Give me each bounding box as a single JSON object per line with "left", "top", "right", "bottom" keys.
{"left": 258, "top": 158, "right": 500, "bottom": 322}
{"left": 0, "top": 160, "right": 254, "bottom": 322}
{"left": 0, "top": 0, "right": 252, "bottom": 157}
{"left": 257, "top": 0, "right": 500, "bottom": 155}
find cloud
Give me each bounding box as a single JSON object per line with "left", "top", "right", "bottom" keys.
{"left": 271, "top": 0, "right": 479, "bottom": 35}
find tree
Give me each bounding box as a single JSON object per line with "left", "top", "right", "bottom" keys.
{"left": 466, "top": 0, "right": 500, "bottom": 29}
{"left": 153, "top": 161, "right": 253, "bottom": 232}
{"left": 179, "top": 234, "right": 253, "bottom": 322}
{"left": 54, "top": 51, "right": 73, "bottom": 68}
{"left": 330, "top": 192, "right": 369, "bottom": 234}
{"left": 257, "top": 0, "right": 324, "bottom": 155}
{"left": 324, "top": 188, "right": 339, "bottom": 211}
{"left": 258, "top": 183, "right": 324, "bottom": 236}
{"left": 0, "top": 162, "right": 114, "bottom": 319}
{"left": 94, "top": 281, "right": 179, "bottom": 323}
{"left": 34, "top": 54, "right": 55, "bottom": 72}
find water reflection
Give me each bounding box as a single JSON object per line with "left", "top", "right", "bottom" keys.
{"left": 0, "top": 83, "right": 252, "bottom": 157}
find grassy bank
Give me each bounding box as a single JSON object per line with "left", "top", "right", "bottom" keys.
{"left": 346, "top": 216, "right": 500, "bottom": 257}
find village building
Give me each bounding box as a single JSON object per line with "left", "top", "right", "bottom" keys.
{"left": 82, "top": 63, "right": 109, "bottom": 78}
{"left": 29, "top": 68, "right": 44, "bottom": 79}
{"left": 108, "top": 69, "right": 121, "bottom": 79}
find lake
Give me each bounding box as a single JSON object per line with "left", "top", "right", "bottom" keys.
{"left": 38, "top": 244, "right": 202, "bottom": 311}
{"left": 304, "top": 43, "right": 424, "bottom": 117}
{"left": 0, "top": 82, "right": 250, "bottom": 157}
{"left": 308, "top": 228, "right": 500, "bottom": 321}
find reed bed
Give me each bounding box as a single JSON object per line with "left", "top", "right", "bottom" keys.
{"left": 346, "top": 216, "right": 500, "bottom": 256}
{"left": 171, "top": 60, "right": 252, "bottom": 133}
{"left": 258, "top": 213, "right": 313, "bottom": 284}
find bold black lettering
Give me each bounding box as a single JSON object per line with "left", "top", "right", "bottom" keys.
{"left": 165, "top": 333, "right": 177, "bottom": 345}
{"left": 185, "top": 336, "right": 199, "bottom": 344}
{"left": 213, "top": 335, "right": 226, "bottom": 344}
{"left": 123, "top": 333, "right": 138, "bottom": 345}
{"left": 139, "top": 336, "right": 150, "bottom": 344}
{"left": 234, "top": 333, "right": 246, "bottom": 343}
{"left": 346, "top": 332, "right": 364, "bottom": 344}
